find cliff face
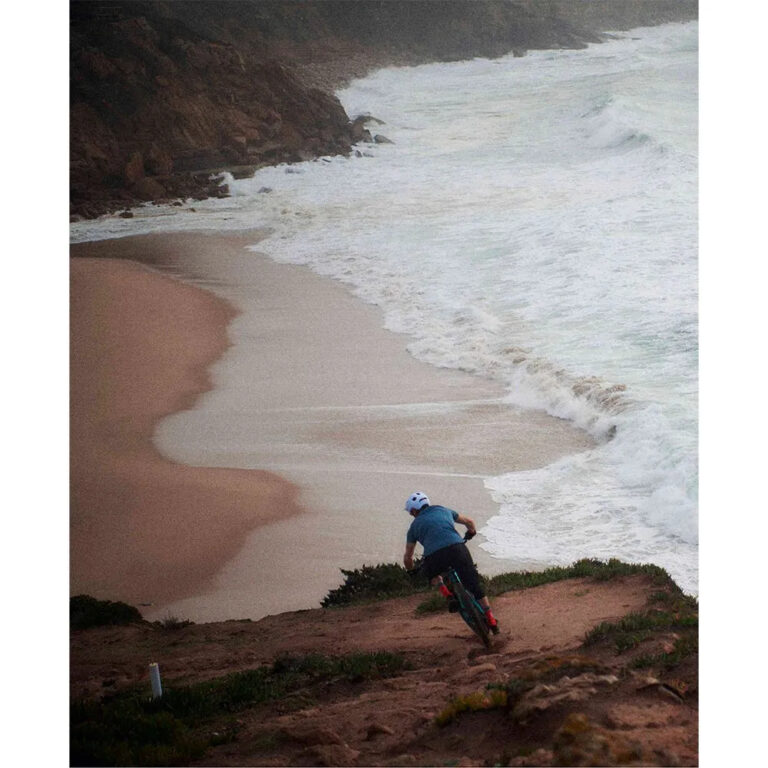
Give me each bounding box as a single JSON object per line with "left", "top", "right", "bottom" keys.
{"left": 70, "top": 1, "right": 698, "bottom": 219}
{"left": 70, "top": 2, "right": 356, "bottom": 217}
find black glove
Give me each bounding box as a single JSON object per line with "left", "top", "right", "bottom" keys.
{"left": 464, "top": 530, "right": 476, "bottom": 541}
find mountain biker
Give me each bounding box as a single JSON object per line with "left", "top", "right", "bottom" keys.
{"left": 402, "top": 492, "right": 499, "bottom": 634}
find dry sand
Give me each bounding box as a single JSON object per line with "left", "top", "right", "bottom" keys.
{"left": 70, "top": 255, "right": 304, "bottom": 606}
{"left": 70, "top": 232, "right": 594, "bottom": 620}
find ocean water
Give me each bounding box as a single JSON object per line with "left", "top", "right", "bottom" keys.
{"left": 71, "top": 22, "right": 698, "bottom": 594}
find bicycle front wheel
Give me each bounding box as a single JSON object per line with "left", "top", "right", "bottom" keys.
{"left": 453, "top": 581, "right": 491, "bottom": 649}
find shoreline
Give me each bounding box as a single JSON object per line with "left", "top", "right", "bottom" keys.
{"left": 70, "top": 231, "right": 595, "bottom": 621}
{"left": 70, "top": 252, "right": 305, "bottom": 607}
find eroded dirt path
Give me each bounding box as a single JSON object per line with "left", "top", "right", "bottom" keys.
{"left": 71, "top": 575, "right": 697, "bottom": 766}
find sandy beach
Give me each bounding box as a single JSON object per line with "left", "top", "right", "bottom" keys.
{"left": 70, "top": 253, "right": 304, "bottom": 606}
{"left": 70, "top": 232, "right": 594, "bottom": 620}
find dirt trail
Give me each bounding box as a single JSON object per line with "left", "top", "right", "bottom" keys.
{"left": 71, "top": 574, "right": 698, "bottom": 766}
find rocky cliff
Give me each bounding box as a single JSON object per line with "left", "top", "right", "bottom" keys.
{"left": 70, "top": 1, "right": 698, "bottom": 219}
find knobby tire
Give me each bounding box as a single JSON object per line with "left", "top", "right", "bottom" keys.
{"left": 453, "top": 581, "right": 492, "bottom": 649}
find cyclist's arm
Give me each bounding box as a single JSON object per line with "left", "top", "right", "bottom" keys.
{"left": 455, "top": 514, "right": 477, "bottom": 537}
{"left": 403, "top": 541, "right": 417, "bottom": 570}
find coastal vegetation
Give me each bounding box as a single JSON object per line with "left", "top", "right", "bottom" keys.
{"left": 321, "top": 556, "right": 687, "bottom": 610}
{"left": 70, "top": 594, "right": 144, "bottom": 630}
{"left": 71, "top": 651, "right": 410, "bottom": 766}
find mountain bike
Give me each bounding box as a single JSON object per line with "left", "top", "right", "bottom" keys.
{"left": 410, "top": 535, "right": 492, "bottom": 649}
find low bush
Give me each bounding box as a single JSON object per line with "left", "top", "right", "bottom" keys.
{"left": 155, "top": 613, "right": 194, "bottom": 630}
{"left": 323, "top": 557, "right": 687, "bottom": 610}
{"left": 70, "top": 594, "right": 144, "bottom": 630}
{"left": 321, "top": 561, "right": 429, "bottom": 607}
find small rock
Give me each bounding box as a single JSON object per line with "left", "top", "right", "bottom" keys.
{"left": 388, "top": 755, "right": 416, "bottom": 766}
{"left": 366, "top": 722, "right": 394, "bottom": 739}
{"left": 258, "top": 187, "right": 273, "bottom": 193}
{"left": 281, "top": 726, "right": 343, "bottom": 746}
{"left": 373, "top": 134, "right": 394, "bottom": 144}
{"left": 119, "top": 210, "right": 134, "bottom": 218}
{"left": 468, "top": 662, "right": 497, "bottom": 674}
{"left": 306, "top": 743, "right": 360, "bottom": 767}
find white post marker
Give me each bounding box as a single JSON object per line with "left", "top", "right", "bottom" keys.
{"left": 149, "top": 662, "right": 163, "bottom": 699}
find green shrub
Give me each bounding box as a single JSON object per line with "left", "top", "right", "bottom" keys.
{"left": 70, "top": 594, "right": 144, "bottom": 630}
{"left": 322, "top": 557, "right": 687, "bottom": 610}
{"left": 321, "top": 562, "right": 429, "bottom": 607}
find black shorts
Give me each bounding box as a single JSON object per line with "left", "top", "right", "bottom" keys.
{"left": 423, "top": 542, "right": 485, "bottom": 600}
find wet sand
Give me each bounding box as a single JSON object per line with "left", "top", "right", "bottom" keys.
{"left": 70, "top": 232, "right": 594, "bottom": 620}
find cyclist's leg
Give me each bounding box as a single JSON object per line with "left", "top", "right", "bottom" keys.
{"left": 453, "top": 544, "right": 499, "bottom": 632}
{"left": 424, "top": 548, "right": 460, "bottom": 609}
{"left": 452, "top": 543, "right": 485, "bottom": 600}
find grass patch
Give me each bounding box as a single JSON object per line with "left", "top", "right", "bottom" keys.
{"left": 435, "top": 687, "right": 509, "bottom": 726}
{"left": 154, "top": 613, "right": 194, "bottom": 631}
{"left": 485, "top": 558, "right": 678, "bottom": 597}
{"left": 70, "top": 595, "right": 144, "bottom": 631}
{"left": 71, "top": 651, "right": 410, "bottom": 766}
{"left": 584, "top": 609, "right": 698, "bottom": 654}
{"left": 631, "top": 634, "right": 699, "bottom": 670}
{"left": 415, "top": 592, "right": 447, "bottom": 615}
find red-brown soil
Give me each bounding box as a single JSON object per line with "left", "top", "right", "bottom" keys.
{"left": 71, "top": 574, "right": 698, "bottom": 766}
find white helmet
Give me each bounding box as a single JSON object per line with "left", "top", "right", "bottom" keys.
{"left": 405, "top": 491, "right": 430, "bottom": 513}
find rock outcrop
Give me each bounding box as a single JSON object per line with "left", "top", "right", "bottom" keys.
{"left": 70, "top": 1, "right": 698, "bottom": 218}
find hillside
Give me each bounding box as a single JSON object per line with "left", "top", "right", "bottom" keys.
{"left": 70, "top": 563, "right": 698, "bottom": 766}
{"left": 69, "top": 0, "right": 698, "bottom": 218}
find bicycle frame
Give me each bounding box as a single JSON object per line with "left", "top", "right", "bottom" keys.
{"left": 440, "top": 567, "right": 491, "bottom": 648}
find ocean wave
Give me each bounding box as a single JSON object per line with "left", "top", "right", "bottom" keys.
{"left": 581, "top": 95, "right": 658, "bottom": 152}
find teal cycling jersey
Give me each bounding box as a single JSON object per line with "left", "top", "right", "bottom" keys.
{"left": 406, "top": 504, "right": 464, "bottom": 556}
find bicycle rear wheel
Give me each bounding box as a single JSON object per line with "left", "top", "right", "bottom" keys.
{"left": 452, "top": 581, "right": 491, "bottom": 649}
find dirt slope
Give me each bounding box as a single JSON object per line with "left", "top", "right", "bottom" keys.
{"left": 71, "top": 574, "right": 698, "bottom": 766}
